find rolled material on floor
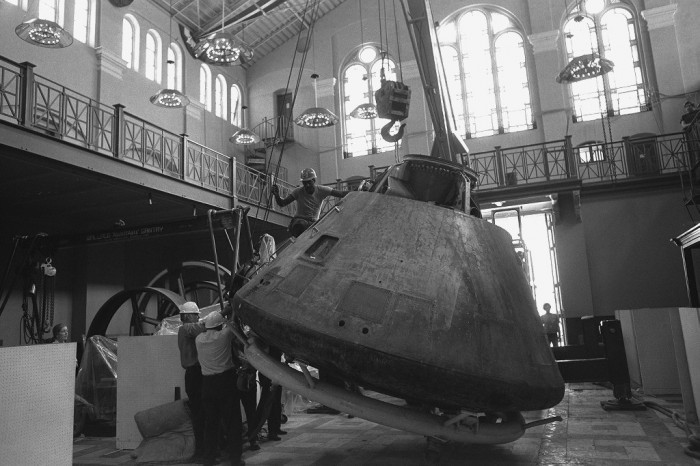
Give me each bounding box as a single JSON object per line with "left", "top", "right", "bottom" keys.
{"left": 134, "top": 399, "right": 190, "bottom": 439}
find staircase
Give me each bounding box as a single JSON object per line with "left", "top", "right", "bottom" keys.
{"left": 244, "top": 116, "right": 293, "bottom": 180}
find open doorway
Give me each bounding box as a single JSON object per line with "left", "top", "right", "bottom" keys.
{"left": 276, "top": 91, "right": 294, "bottom": 141}
{"left": 487, "top": 208, "right": 565, "bottom": 346}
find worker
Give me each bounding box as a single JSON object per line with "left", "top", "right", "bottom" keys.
{"left": 540, "top": 303, "right": 560, "bottom": 347}
{"left": 196, "top": 311, "right": 244, "bottom": 466}
{"left": 271, "top": 168, "right": 349, "bottom": 237}
{"left": 176, "top": 301, "right": 206, "bottom": 462}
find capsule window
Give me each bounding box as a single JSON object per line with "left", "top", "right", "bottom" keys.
{"left": 304, "top": 235, "right": 339, "bottom": 262}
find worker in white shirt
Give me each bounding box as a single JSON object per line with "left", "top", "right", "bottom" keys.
{"left": 195, "top": 312, "right": 244, "bottom": 466}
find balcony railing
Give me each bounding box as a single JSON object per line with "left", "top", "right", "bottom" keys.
{"left": 1, "top": 55, "right": 698, "bottom": 221}
{"left": 0, "top": 56, "right": 297, "bottom": 219}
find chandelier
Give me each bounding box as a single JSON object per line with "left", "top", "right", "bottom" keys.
{"left": 556, "top": 54, "right": 614, "bottom": 84}
{"left": 15, "top": 18, "right": 73, "bottom": 48}
{"left": 295, "top": 74, "right": 338, "bottom": 128}
{"left": 194, "top": 0, "right": 254, "bottom": 66}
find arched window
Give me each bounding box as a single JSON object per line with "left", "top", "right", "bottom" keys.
{"left": 215, "top": 75, "right": 227, "bottom": 118}
{"left": 166, "top": 43, "right": 183, "bottom": 91}
{"left": 438, "top": 7, "right": 533, "bottom": 138}
{"left": 5, "top": 0, "right": 28, "bottom": 8}
{"left": 199, "top": 64, "right": 212, "bottom": 111}
{"left": 73, "top": 0, "right": 95, "bottom": 45}
{"left": 230, "top": 84, "right": 242, "bottom": 126}
{"left": 38, "top": 0, "right": 64, "bottom": 26}
{"left": 122, "top": 15, "right": 140, "bottom": 71}
{"left": 145, "top": 30, "right": 162, "bottom": 83}
{"left": 563, "top": 0, "right": 647, "bottom": 122}
{"left": 341, "top": 45, "right": 400, "bottom": 157}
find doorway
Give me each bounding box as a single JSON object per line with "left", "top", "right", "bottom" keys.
{"left": 487, "top": 208, "right": 565, "bottom": 346}
{"left": 276, "top": 92, "right": 294, "bottom": 141}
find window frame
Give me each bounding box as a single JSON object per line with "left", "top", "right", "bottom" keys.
{"left": 339, "top": 44, "right": 401, "bottom": 158}
{"left": 437, "top": 6, "right": 535, "bottom": 139}
{"left": 166, "top": 43, "right": 183, "bottom": 91}
{"left": 72, "top": 0, "right": 95, "bottom": 46}
{"left": 562, "top": 0, "right": 648, "bottom": 123}
{"left": 199, "top": 64, "right": 212, "bottom": 111}
{"left": 145, "top": 29, "right": 162, "bottom": 83}
{"left": 38, "top": 0, "right": 65, "bottom": 26}
{"left": 230, "top": 84, "right": 242, "bottom": 126}
{"left": 214, "top": 74, "right": 227, "bottom": 118}
{"left": 122, "top": 14, "right": 140, "bottom": 71}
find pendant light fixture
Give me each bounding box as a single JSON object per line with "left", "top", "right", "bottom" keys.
{"left": 150, "top": 0, "right": 190, "bottom": 108}
{"left": 557, "top": 0, "right": 614, "bottom": 84}
{"left": 15, "top": 1, "right": 73, "bottom": 48}
{"left": 350, "top": 0, "right": 377, "bottom": 120}
{"left": 295, "top": 73, "right": 339, "bottom": 128}
{"left": 230, "top": 106, "right": 261, "bottom": 144}
{"left": 194, "top": 0, "right": 253, "bottom": 66}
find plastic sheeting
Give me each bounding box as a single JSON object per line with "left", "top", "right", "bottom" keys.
{"left": 75, "top": 335, "right": 118, "bottom": 422}
{"left": 282, "top": 363, "right": 319, "bottom": 415}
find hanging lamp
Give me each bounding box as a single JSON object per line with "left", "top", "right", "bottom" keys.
{"left": 295, "top": 74, "right": 338, "bottom": 128}
{"left": 16, "top": 0, "right": 73, "bottom": 49}
{"left": 230, "top": 106, "right": 261, "bottom": 144}
{"left": 557, "top": 1, "right": 613, "bottom": 84}
{"left": 350, "top": 0, "right": 377, "bottom": 120}
{"left": 194, "top": 0, "right": 253, "bottom": 66}
{"left": 556, "top": 53, "right": 614, "bottom": 83}
{"left": 151, "top": 0, "right": 190, "bottom": 108}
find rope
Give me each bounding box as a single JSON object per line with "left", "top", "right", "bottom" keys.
{"left": 393, "top": 0, "right": 403, "bottom": 81}
{"left": 249, "top": 0, "right": 316, "bottom": 243}
{"left": 633, "top": 394, "right": 700, "bottom": 460}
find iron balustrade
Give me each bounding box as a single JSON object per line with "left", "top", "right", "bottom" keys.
{"left": 121, "top": 110, "right": 183, "bottom": 178}
{"left": 32, "top": 74, "right": 115, "bottom": 156}
{"left": 235, "top": 164, "right": 297, "bottom": 217}
{"left": 0, "top": 58, "right": 21, "bottom": 123}
{"left": 1, "top": 54, "right": 699, "bottom": 215}
{"left": 184, "top": 139, "right": 232, "bottom": 194}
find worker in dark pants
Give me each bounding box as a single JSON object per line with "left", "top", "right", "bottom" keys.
{"left": 177, "top": 302, "right": 206, "bottom": 461}
{"left": 237, "top": 356, "right": 260, "bottom": 450}
{"left": 257, "top": 346, "right": 287, "bottom": 440}
{"left": 196, "top": 312, "right": 244, "bottom": 466}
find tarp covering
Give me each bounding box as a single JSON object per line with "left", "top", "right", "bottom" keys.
{"left": 75, "top": 335, "right": 117, "bottom": 421}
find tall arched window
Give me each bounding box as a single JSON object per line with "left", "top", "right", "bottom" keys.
{"left": 38, "top": 0, "right": 64, "bottom": 26}
{"left": 73, "top": 0, "right": 95, "bottom": 45}
{"left": 438, "top": 7, "right": 534, "bottom": 138}
{"left": 122, "top": 15, "right": 140, "bottom": 71}
{"left": 167, "top": 43, "right": 183, "bottom": 91}
{"left": 5, "top": 0, "right": 28, "bottom": 8}
{"left": 215, "top": 75, "right": 227, "bottom": 118}
{"left": 563, "top": 0, "right": 647, "bottom": 122}
{"left": 341, "top": 45, "right": 400, "bottom": 157}
{"left": 230, "top": 84, "right": 242, "bottom": 126}
{"left": 145, "top": 30, "right": 162, "bottom": 83}
{"left": 199, "top": 64, "right": 212, "bottom": 111}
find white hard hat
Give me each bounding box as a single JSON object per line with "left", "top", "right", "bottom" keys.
{"left": 205, "top": 312, "right": 226, "bottom": 329}
{"left": 179, "top": 302, "right": 200, "bottom": 314}
{"left": 300, "top": 168, "right": 317, "bottom": 181}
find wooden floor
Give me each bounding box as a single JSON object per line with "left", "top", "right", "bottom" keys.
{"left": 72, "top": 383, "right": 700, "bottom": 465}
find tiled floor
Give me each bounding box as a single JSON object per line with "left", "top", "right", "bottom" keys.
{"left": 73, "top": 383, "right": 700, "bottom": 465}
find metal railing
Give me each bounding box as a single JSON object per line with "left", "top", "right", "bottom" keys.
{"left": 1, "top": 55, "right": 698, "bottom": 219}
{"left": 0, "top": 56, "right": 296, "bottom": 219}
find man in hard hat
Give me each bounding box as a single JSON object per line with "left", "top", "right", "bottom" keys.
{"left": 196, "top": 311, "right": 244, "bottom": 466}
{"left": 177, "top": 301, "right": 206, "bottom": 461}
{"left": 271, "top": 168, "right": 349, "bottom": 237}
